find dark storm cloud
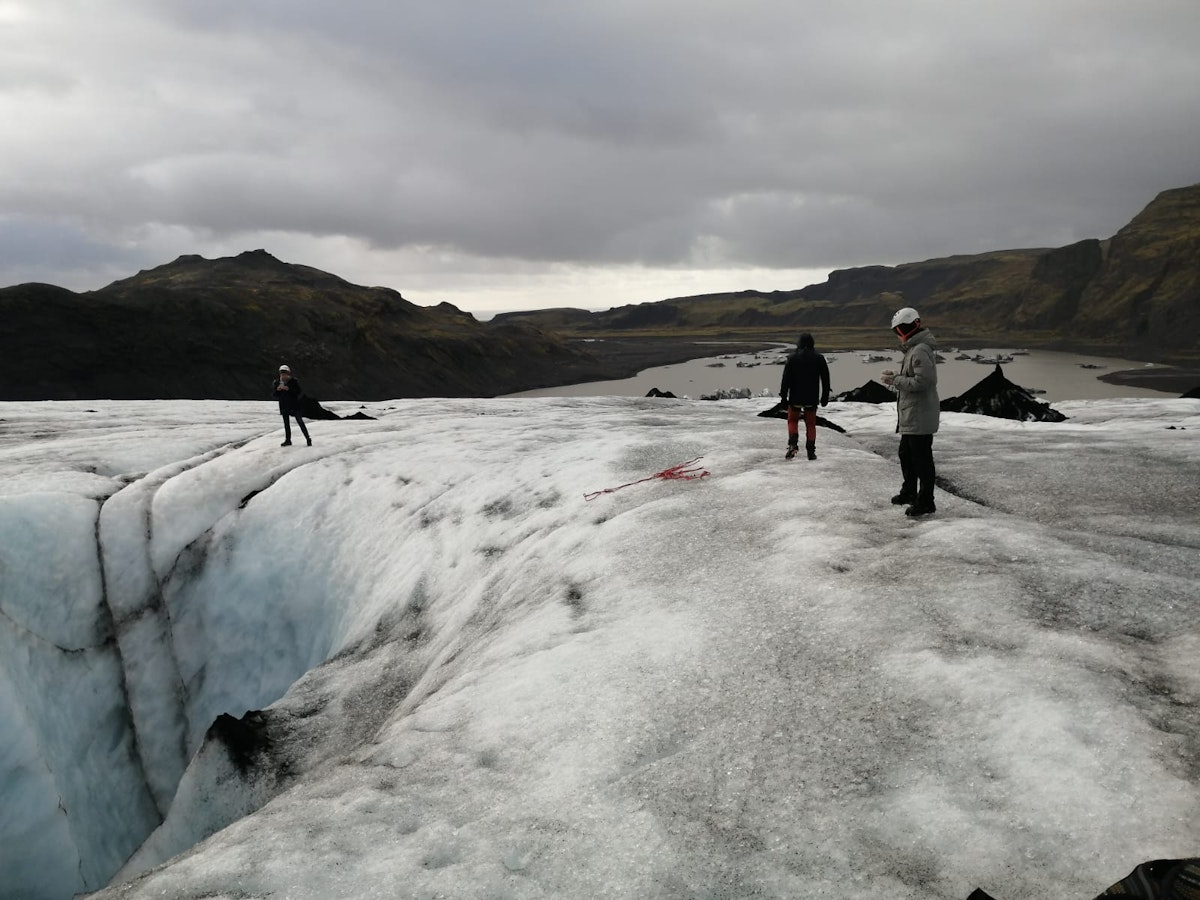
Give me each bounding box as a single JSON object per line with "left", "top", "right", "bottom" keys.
{"left": 3, "top": 0, "right": 1199, "bottom": 295}
{"left": 0, "top": 217, "right": 138, "bottom": 272}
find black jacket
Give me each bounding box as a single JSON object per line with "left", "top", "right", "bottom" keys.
{"left": 272, "top": 376, "right": 304, "bottom": 414}
{"left": 780, "top": 348, "right": 831, "bottom": 408}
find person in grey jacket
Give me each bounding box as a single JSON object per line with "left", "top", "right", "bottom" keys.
{"left": 880, "top": 307, "right": 939, "bottom": 516}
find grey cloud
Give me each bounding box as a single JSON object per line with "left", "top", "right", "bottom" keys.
{"left": 0, "top": 217, "right": 153, "bottom": 288}
{"left": 3, "top": 0, "right": 1200, "bottom": 296}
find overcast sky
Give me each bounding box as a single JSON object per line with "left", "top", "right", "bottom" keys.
{"left": 3, "top": 1, "right": 1199, "bottom": 314}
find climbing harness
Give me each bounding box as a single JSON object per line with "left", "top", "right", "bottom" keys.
{"left": 584, "top": 457, "right": 710, "bottom": 501}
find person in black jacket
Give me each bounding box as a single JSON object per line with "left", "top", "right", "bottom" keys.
{"left": 272, "top": 365, "right": 312, "bottom": 447}
{"left": 779, "top": 333, "right": 831, "bottom": 460}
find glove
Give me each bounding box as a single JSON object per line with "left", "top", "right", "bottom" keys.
{"left": 880, "top": 369, "right": 895, "bottom": 386}
{"left": 820, "top": 395, "right": 828, "bottom": 407}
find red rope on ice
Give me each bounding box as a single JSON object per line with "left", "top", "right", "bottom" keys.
{"left": 584, "top": 456, "right": 711, "bottom": 501}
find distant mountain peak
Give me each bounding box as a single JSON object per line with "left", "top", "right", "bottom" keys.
{"left": 0, "top": 250, "right": 615, "bottom": 400}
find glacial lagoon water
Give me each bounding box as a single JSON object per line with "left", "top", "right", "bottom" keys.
{"left": 509, "top": 344, "right": 1177, "bottom": 402}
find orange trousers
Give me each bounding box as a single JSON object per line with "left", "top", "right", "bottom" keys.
{"left": 787, "top": 406, "right": 817, "bottom": 444}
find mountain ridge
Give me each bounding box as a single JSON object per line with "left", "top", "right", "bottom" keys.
{"left": 496, "top": 183, "right": 1200, "bottom": 364}
{"left": 4, "top": 183, "right": 1198, "bottom": 400}
{"left": 0, "top": 250, "right": 637, "bottom": 401}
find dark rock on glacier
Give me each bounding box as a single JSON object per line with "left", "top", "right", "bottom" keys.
{"left": 208, "top": 710, "right": 274, "bottom": 775}
{"left": 297, "top": 396, "right": 344, "bottom": 420}
{"left": 833, "top": 380, "right": 897, "bottom": 404}
{"left": 755, "top": 401, "right": 847, "bottom": 432}
{"left": 941, "top": 364, "right": 1068, "bottom": 422}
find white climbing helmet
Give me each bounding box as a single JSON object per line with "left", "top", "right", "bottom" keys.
{"left": 891, "top": 307, "right": 920, "bottom": 329}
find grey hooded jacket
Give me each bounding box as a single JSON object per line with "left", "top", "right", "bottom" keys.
{"left": 891, "top": 329, "right": 940, "bottom": 434}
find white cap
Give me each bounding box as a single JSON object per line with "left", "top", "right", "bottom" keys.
{"left": 279, "top": 365, "right": 290, "bottom": 372}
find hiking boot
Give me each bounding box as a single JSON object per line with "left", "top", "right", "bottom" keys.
{"left": 806, "top": 443, "right": 817, "bottom": 460}
{"left": 905, "top": 500, "right": 936, "bottom": 517}
{"left": 281, "top": 440, "right": 292, "bottom": 446}
{"left": 785, "top": 445, "right": 798, "bottom": 460}
{"left": 891, "top": 492, "right": 916, "bottom": 505}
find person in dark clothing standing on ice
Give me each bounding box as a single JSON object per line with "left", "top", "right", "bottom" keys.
{"left": 273, "top": 365, "right": 312, "bottom": 447}
{"left": 880, "top": 307, "right": 938, "bottom": 516}
{"left": 779, "top": 332, "right": 831, "bottom": 460}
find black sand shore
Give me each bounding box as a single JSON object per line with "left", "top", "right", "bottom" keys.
{"left": 1099, "top": 367, "right": 1200, "bottom": 395}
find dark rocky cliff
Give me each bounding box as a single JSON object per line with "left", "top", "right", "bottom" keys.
{"left": 1071, "top": 184, "right": 1200, "bottom": 351}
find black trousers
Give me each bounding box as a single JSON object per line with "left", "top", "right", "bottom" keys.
{"left": 282, "top": 412, "right": 310, "bottom": 442}
{"left": 898, "top": 434, "right": 935, "bottom": 501}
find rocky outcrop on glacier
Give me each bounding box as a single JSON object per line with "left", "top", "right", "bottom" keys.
{"left": 833, "top": 380, "right": 897, "bottom": 403}
{"left": 754, "top": 400, "right": 847, "bottom": 433}
{"left": 940, "top": 364, "right": 1068, "bottom": 422}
